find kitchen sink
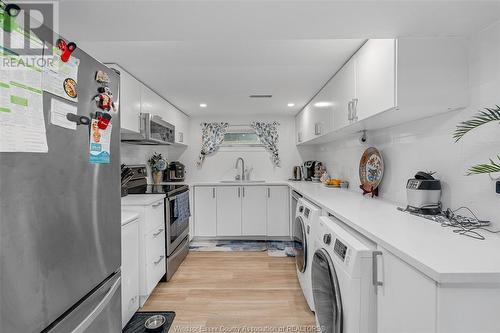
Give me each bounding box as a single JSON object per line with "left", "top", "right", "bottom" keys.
{"left": 219, "top": 180, "right": 266, "bottom": 183}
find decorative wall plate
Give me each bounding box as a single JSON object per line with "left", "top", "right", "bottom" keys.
{"left": 359, "top": 147, "right": 384, "bottom": 196}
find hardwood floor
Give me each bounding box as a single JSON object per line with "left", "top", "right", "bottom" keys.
{"left": 141, "top": 251, "right": 316, "bottom": 331}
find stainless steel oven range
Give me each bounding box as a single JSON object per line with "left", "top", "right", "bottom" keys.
{"left": 125, "top": 165, "right": 190, "bottom": 281}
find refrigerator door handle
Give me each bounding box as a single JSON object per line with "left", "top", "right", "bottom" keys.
{"left": 70, "top": 276, "right": 121, "bottom": 333}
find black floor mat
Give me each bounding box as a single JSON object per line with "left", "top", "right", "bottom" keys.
{"left": 123, "top": 311, "right": 175, "bottom": 333}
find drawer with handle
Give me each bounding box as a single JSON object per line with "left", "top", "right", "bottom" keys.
{"left": 145, "top": 226, "right": 166, "bottom": 294}
{"left": 144, "top": 199, "right": 165, "bottom": 233}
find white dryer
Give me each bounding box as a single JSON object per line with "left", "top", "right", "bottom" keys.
{"left": 293, "top": 198, "right": 320, "bottom": 312}
{"left": 312, "top": 216, "right": 376, "bottom": 333}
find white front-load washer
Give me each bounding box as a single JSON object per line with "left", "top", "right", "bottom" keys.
{"left": 312, "top": 215, "right": 376, "bottom": 333}
{"left": 293, "top": 198, "right": 320, "bottom": 312}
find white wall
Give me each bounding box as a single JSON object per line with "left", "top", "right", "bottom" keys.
{"left": 121, "top": 143, "right": 187, "bottom": 183}
{"left": 312, "top": 21, "right": 500, "bottom": 228}
{"left": 182, "top": 115, "right": 302, "bottom": 182}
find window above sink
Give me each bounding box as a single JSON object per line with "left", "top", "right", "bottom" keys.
{"left": 222, "top": 126, "right": 263, "bottom": 147}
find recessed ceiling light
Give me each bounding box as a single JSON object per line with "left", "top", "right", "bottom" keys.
{"left": 287, "top": 103, "right": 295, "bottom": 107}
{"left": 199, "top": 103, "right": 207, "bottom": 108}
{"left": 314, "top": 101, "right": 333, "bottom": 108}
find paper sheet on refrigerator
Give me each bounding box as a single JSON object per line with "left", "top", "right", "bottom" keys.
{"left": 42, "top": 46, "right": 79, "bottom": 102}
{"left": 0, "top": 49, "right": 48, "bottom": 153}
{"left": 89, "top": 119, "right": 111, "bottom": 164}
{"left": 50, "top": 98, "right": 77, "bottom": 130}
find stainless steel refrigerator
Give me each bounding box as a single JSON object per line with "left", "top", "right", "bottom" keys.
{"left": 0, "top": 6, "right": 121, "bottom": 332}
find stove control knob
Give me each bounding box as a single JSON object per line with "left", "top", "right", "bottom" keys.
{"left": 323, "top": 233, "right": 332, "bottom": 245}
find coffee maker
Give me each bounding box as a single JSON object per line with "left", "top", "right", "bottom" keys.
{"left": 303, "top": 161, "right": 321, "bottom": 181}
{"left": 164, "top": 161, "right": 186, "bottom": 182}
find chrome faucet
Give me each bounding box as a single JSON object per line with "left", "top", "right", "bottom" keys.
{"left": 235, "top": 157, "right": 245, "bottom": 181}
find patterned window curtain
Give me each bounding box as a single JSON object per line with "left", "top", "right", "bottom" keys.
{"left": 197, "top": 122, "right": 229, "bottom": 166}
{"left": 250, "top": 121, "right": 281, "bottom": 167}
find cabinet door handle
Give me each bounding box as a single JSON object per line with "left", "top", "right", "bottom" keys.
{"left": 267, "top": 188, "right": 270, "bottom": 198}
{"left": 242, "top": 187, "right": 245, "bottom": 198}
{"left": 352, "top": 98, "right": 359, "bottom": 121}
{"left": 348, "top": 101, "right": 353, "bottom": 121}
{"left": 238, "top": 187, "right": 241, "bottom": 198}
{"left": 212, "top": 188, "right": 215, "bottom": 198}
{"left": 297, "top": 132, "right": 302, "bottom": 143}
{"left": 153, "top": 228, "right": 164, "bottom": 237}
{"left": 154, "top": 255, "right": 165, "bottom": 265}
{"left": 152, "top": 201, "right": 163, "bottom": 208}
{"left": 372, "top": 251, "right": 383, "bottom": 287}
{"left": 314, "top": 123, "right": 322, "bottom": 136}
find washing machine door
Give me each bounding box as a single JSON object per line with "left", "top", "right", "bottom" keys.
{"left": 293, "top": 216, "right": 307, "bottom": 273}
{"left": 312, "top": 248, "right": 343, "bottom": 333}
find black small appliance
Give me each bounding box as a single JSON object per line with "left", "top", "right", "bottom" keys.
{"left": 164, "top": 161, "right": 185, "bottom": 182}
{"left": 303, "top": 161, "right": 320, "bottom": 181}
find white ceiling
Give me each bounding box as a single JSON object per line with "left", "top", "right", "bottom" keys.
{"left": 56, "top": 0, "right": 500, "bottom": 116}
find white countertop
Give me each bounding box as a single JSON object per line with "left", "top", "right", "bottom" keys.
{"left": 121, "top": 210, "right": 139, "bottom": 226}
{"left": 121, "top": 194, "right": 166, "bottom": 206}
{"left": 139, "top": 179, "right": 500, "bottom": 284}
{"left": 286, "top": 181, "right": 500, "bottom": 285}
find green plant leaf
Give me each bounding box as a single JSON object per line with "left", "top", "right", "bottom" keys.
{"left": 467, "top": 155, "right": 500, "bottom": 175}
{"left": 453, "top": 105, "right": 500, "bottom": 142}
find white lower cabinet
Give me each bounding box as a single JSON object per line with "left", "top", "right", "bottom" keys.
{"left": 194, "top": 187, "right": 217, "bottom": 237}
{"left": 121, "top": 197, "right": 166, "bottom": 307}
{"left": 121, "top": 217, "right": 140, "bottom": 328}
{"left": 266, "top": 186, "right": 290, "bottom": 237}
{"left": 376, "top": 246, "right": 437, "bottom": 333}
{"left": 242, "top": 186, "right": 267, "bottom": 236}
{"left": 216, "top": 186, "right": 242, "bottom": 236}
{"left": 376, "top": 245, "right": 500, "bottom": 333}
{"left": 144, "top": 226, "right": 166, "bottom": 295}
{"left": 193, "top": 185, "right": 290, "bottom": 238}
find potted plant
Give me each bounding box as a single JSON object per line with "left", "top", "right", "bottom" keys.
{"left": 148, "top": 152, "right": 167, "bottom": 185}
{"left": 454, "top": 105, "right": 500, "bottom": 175}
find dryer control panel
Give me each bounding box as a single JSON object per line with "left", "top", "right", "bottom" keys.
{"left": 334, "top": 239, "right": 348, "bottom": 261}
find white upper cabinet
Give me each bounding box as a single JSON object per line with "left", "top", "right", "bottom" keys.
{"left": 309, "top": 79, "right": 336, "bottom": 137}
{"left": 163, "top": 103, "right": 189, "bottom": 145}
{"left": 175, "top": 112, "right": 189, "bottom": 145}
{"left": 141, "top": 84, "right": 189, "bottom": 146}
{"left": 331, "top": 59, "right": 356, "bottom": 131}
{"left": 109, "top": 64, "right": 190, "bottom": 145}
{"left": 140, "top": 84, "right": 164, "bottom": 118}
{"left": 296, "top": 37, "right": 468, "bottom": 145}
{"left": 354, "top": 39, "right": 396, "bottom": 122}
{"left": 295, "top": 109, "right": 306, "bottom": 144}
{"left": 395, "top": 38, "right": 468, "bottom": 113}
{"left": 108, "top": 64, "right": 141, "bottom": 133}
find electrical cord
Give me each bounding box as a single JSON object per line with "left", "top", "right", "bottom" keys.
{"left": 441, "top": 206, "right": 500, "bottom": 240}
{"left": 398, "top": 205, "right": 499, "bottom": 240}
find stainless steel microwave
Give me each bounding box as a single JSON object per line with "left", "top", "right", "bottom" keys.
{"left": 122, "top": 113, "right": 175, "bottom": 145}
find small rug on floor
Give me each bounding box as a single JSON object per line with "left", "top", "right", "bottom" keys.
{"left": 189, "top": 240, "right": 295, "bottom": 257}
{"left": 123, "top": 311, "right": 175, "bottom": 333}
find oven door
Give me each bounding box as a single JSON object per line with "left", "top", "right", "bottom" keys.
{"left": 166, "top": 190, "right": 190, "bottom": 255}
